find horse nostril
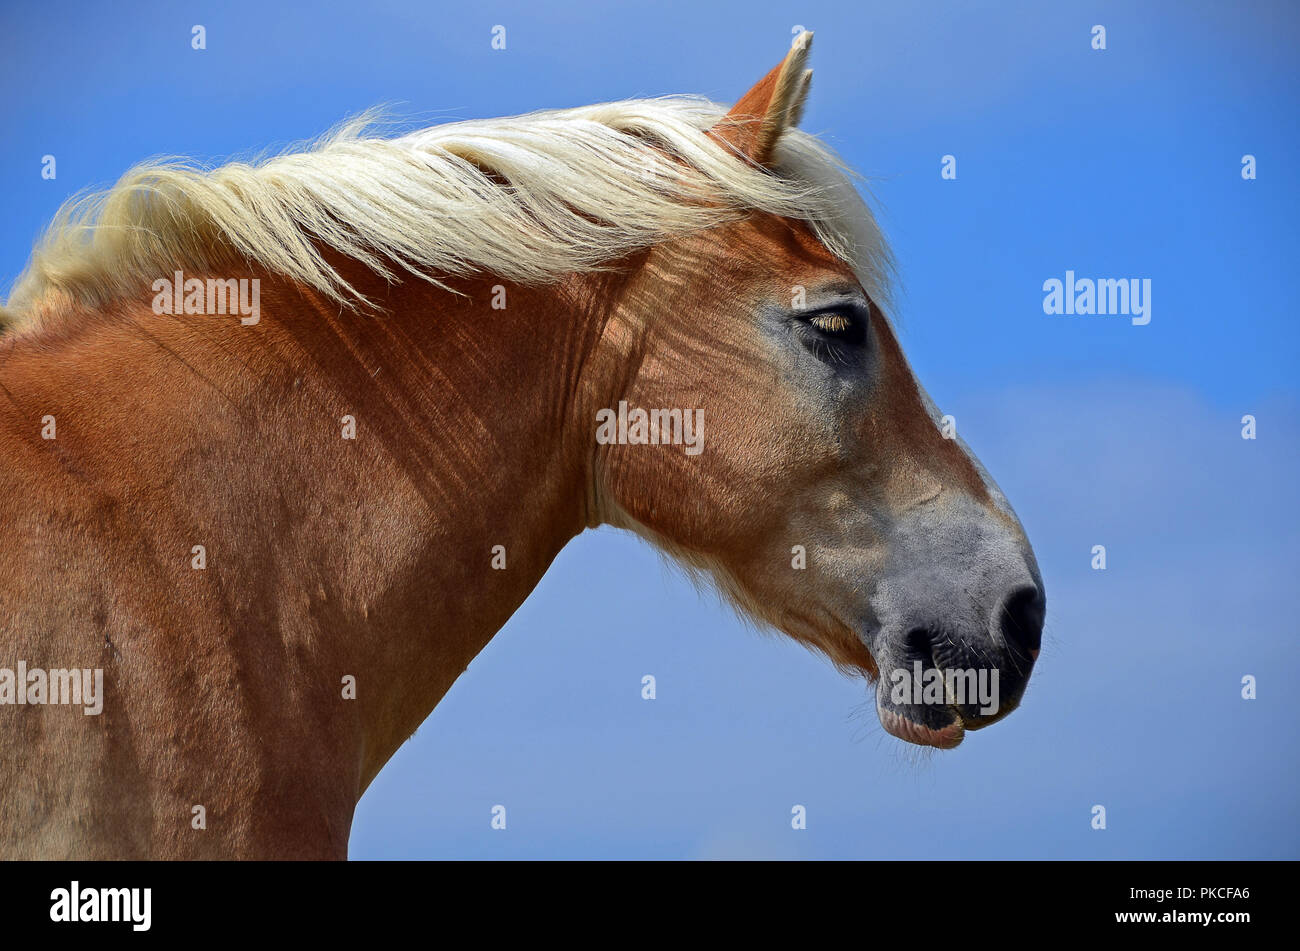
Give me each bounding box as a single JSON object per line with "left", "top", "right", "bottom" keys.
{"left": 903, "top": 626, "right": 936, "bottom": 664}
{"left": 999, "top": 585, "right": 1045, "bottom": 658}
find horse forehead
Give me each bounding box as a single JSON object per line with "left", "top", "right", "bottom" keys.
{"left": 710, "top": 214, "right": 850, "bottom": 274}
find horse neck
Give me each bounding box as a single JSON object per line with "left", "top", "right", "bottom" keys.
{"left": 2, "top": 261, "right": 620, "bottom": 795}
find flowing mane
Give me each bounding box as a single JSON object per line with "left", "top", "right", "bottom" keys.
{"left": 2, "top": 97, "right": 893, "bottom": 328}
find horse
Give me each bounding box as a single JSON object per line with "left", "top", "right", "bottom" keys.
{"left": 0, "top": 32, "right": 1044, "bottom": 859}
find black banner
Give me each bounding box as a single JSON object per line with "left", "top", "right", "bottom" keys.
{"left": 0, "top": 860, "right": 1279, "bottom": 938}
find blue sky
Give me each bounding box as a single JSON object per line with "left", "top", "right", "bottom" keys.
{"left": 3, "top": 0, "right": 1296, "bottom": 858}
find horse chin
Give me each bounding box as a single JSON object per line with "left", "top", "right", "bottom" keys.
{"left": 875, "top": 688, "right": 966, "bottom": 749}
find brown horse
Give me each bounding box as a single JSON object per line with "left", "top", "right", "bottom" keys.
{"left": 0, "top": 33, "right": 1043, "bottom": 859}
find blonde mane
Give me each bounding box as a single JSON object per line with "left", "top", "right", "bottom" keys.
{"left": 2, "top": 97, "right": 893, "bottom": 327}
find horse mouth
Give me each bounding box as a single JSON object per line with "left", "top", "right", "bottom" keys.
{"left": 876, "top": 703, "right": 966, "bottom": 749}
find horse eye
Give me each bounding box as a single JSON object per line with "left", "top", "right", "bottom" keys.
{"left": 804, "top": 310, "right": 868, "bottom": 347}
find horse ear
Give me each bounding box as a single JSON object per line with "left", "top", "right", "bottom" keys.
{"left": 708, "top": 31, "right": 813, "bottom": 166}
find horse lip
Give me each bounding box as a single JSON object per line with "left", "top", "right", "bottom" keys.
{"left": 877, "top": 703, "right": 965, "bottom": 749}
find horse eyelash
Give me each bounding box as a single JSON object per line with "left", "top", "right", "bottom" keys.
{"left": 798, "top": 308, "right": 868, "bottom": 361}
{"left": 809, "top": 312, "right": 853, "bottom": 334}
